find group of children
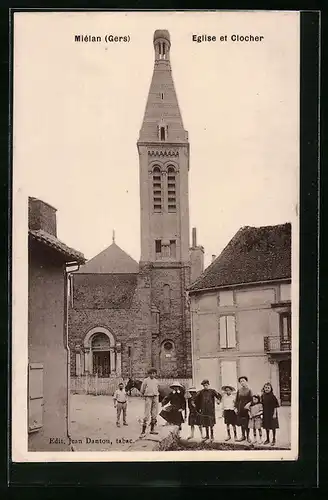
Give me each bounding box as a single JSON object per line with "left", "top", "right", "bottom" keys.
{"left": 113, "top": 371, "right": 280, "bottom": 446}
{"left": 187, "top": 376, "right": 279, "bottom": 446}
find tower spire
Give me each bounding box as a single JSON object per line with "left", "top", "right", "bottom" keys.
{"left": 112, "top": 229, "right": 115, "bottom": 243}
{"left": 138, "top": 30, "right": 188, "bottom": 144}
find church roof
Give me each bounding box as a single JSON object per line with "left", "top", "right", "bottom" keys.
{"left": 77, "top": 241, "right": 139, "bottom": 274}
{"left": 189, "top": 223, "right": 291, "bottom": 292}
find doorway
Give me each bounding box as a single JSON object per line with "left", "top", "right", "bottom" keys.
{"left": 93, "top": 351, "right": 110, "bottom": 378}
{"left": 279, "top": 359, "right": 291, "bottom": 404}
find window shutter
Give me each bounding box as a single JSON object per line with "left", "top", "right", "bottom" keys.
{"left": 221, "top": 360, "right": 238, "bottom": 389}
{"left": 28, "top": 363, "right": 44, "bottom": 433}
{"left": 227, "top": 316, "right": 236, "bottom": 347}
{"left": 219, "top": 316, "right": 227, "bottom": 348}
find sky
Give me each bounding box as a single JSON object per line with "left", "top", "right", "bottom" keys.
{"left": 13, "top": 11, "right": 299, "bottom": 268}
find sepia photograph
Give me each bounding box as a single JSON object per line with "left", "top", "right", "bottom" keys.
{"left": 12, "top": 10, "right": 299, "bottom": 462}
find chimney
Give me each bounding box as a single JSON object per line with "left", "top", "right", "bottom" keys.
{"left": 192, "top": 227, "right": 197, "bottom": 248}
{"left": 28, "top": 197, "right": 57, "bottom": 237}
{"left": 189, "top": 227, "right": 204, "bottom": 284}
{"left": 211, "top": 254, "right": 216, "bottom": 263}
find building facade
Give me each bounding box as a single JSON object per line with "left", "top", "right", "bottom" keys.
{"left": 189, "top": 223, "right": 292, "bottom": 405}
{"left": 28, "top": 197, "right": 85, "bottom": 451}
{"left": 68, "top": 30, "right": 204, "bottom": 381}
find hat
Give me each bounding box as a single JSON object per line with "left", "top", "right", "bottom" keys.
{"left": 170, "top": 381, "right": 184, "bottom": 389}
{"left": 222, "top": 385, "right": 235, "bottom": 392}
{"left": 201, "top": 379, "right": 210, "bottom": 386}
{"left": 238, "top": 376, "right": 248, "bottom": 382}
{"left": 188, "top": 387, "right": 197, "bottom": 392}
{"left": 148, "top": 367, "right": 157, "bottom": 374}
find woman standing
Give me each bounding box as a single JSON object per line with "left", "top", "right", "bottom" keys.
{"left": 235, "top": 376, "right": 253, "bottom": 442}
{"left": 159, "top": 382, "right": 186, "bottom": 430}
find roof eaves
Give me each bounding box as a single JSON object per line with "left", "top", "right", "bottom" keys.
{"left": 188, "top": 276, "right": 291, "bottom": 294}
{"left": 29, "top": 229, "right": 86, "bottom": 264}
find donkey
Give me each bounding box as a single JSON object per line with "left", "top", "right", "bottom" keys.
{"left": 125, "top": 378, "right": 177, "bottom": 403}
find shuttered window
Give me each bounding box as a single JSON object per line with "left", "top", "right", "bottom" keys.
{"left": 219, "top": 315, "right": 236, "bottom": 349}
{"left": 167, "top": 166, "right": 177, "bottom": 212}
{"left": 152, "top": 166, "right": 162, "bottom": 212}
{"left": 221, "top": 360, "right": 238, "bottom": 389}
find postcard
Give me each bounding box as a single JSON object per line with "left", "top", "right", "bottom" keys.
{"left": 12, "top": 10, "right": 300, "bottom": 462}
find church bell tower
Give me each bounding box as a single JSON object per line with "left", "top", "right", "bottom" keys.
{"left": 137, "top": 30, "right": 191, "bottom": 378}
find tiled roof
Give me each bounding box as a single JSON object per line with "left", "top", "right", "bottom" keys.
{"left": 29, "top": 229, "right": 86, "bottom": 264}
{"left": 77, "top": 242, "right": 139, "bottom": 274}
{"left": 189, "top": 223, "right": 291, "bottom": 292}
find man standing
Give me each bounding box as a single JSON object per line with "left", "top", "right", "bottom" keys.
{"left": 140, "top": 368, "right": 159, "bottom": 437}
{"left": 113, "top": 382, "right": 128, "bottom": 427}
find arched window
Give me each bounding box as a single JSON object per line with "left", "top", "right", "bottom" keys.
{"left": 167, "top": 166, "right": 177, "bottom": 212}
{"left": 80, "top": 327, "right": 119, "bottom": 378}
{"left": 152, "top": 166, "right": 162, "bottom": 212}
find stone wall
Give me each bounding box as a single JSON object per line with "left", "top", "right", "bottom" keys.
{"left": 150, "top": 263, "right": 192, "bottom": 378}
{"left": 68, "top": 273, "right": 152, "bottom": 379}
{"left": 68, "top": 263, "right": 193, "bottom": 379}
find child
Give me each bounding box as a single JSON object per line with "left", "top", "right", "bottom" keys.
{"left": 195, "top": 379, "right": 222, "bottom": 442}
{"left": 186, "top": 387, "right": 203, "bottom": 440}
{"left": 261, "top": 382, "right": 280, "bottom": 446}
{"left": 221, "top": 385, "right": 237, "bottom": 441}
{"left": 113, "top": 382, "right": 128, "bottom": 427}
{"left": 235, "top": 376, "right": 253, "bottom": 442}
{"left": 247, "top": 394, "right": 263, "bottom": 443}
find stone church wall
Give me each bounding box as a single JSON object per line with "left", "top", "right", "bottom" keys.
{"left": 68, "top": 274, "right": 152, "bottom": 378}
{"left": 150, "top": 264, "right": 192, "bottom": 378}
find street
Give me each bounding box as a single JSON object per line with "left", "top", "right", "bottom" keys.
{"left": 69, "top": 394, "right": 291, "bottom": 451}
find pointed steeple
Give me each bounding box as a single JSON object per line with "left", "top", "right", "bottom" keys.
{"left": 138, "top": 30, "right": 188, "bottom": 144}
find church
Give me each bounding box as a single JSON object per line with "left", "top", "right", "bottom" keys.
{"left": 68, "top": 30, "right": 204, "bottom": 381}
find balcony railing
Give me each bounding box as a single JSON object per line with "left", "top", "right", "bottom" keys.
{"left": 264, "top": 336, "right": 291, "bottom": 353}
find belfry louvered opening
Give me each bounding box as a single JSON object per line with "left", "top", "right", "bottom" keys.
{"left": 167, "top": 166, "right": 177, "bottom": 212}
{"left": 152, "top": 166, "right": 162, "bottom": 212}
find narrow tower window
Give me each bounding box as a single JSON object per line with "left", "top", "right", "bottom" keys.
{"left": 160, "top": 126, "right": 166, "bottom": 141}
{"left": 167, "top": 166, "right": 177, "bottom": 212}
{"left": 169, "top": 240, "right": 176, "bottom": 258}
{"left": 155, "top": 239, "right": 162, "bottom": 258}
{"left": 161, "top": 93, "right": 164, "bottom": 100}
{"left": 152, "top": 166, "right": 162, "bottom": 212}
{"left": 162, "top": 284, "right": 171, "bottom": 313}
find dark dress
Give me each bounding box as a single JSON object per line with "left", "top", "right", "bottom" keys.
{"left": 187, "top": 394, "right": 201, "bottom": 426}
{"left": 261, "top": 392, "right": 279, "bottom": 429}
{"left": 235, "top": 387, "right": 252, "bottom": 428}
{"left": 159, "top": 390, "right": 186, "bottom": 426}
{"left": 195, "top": 388, "right": 222, "bottom": 428}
